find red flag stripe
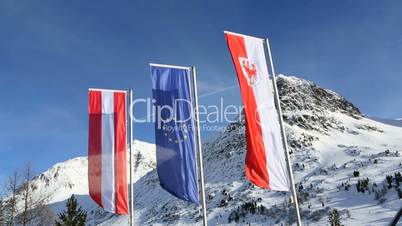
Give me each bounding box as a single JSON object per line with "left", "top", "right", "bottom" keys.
{"left": 88, "top": 90, "right": 103, "bottom": 207}
{"left": 114, "top": 92, "right": 128, "bottom": 214}
{"left": 225, "top": 33, "right": 270, "bottom": 189}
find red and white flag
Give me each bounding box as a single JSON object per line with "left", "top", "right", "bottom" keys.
{"left": 88, "top": 89, "right": 128, "bottom": 214}
{"left": 225, "top": 31, "right": 290, "bottom": 191}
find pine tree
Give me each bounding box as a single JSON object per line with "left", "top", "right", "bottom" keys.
{"left": 55, "top": 195, "right": 87, "bottom": 226}
{"left": 328, "top": 209, "right": 342, "bottom": 226}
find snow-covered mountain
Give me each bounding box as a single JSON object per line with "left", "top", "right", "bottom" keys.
{"left": 18, "top": 75, "right": 402, "bottom": 225}
{"left": 23, "top": 140, "right": 156, "bottom": 225}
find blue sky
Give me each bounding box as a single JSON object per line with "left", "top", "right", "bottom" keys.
{"left": 1, "top": 0, "right": 401, "bottom": 182}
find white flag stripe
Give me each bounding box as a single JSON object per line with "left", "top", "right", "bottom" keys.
{"left": 101, "top": 91, "right": 116, "bottom": 212}
{"left": 102, "top": 90, "right": 116, "bottom": 114}
{"left": 244, "top": 36, "right": 290, "bottom": 191}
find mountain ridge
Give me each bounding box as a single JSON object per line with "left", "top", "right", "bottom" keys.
{"left": 10, "top": 74, "right": 402, "bottom": 226}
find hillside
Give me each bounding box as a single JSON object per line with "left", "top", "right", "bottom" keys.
{"left": 13, "top": 74, "right": 402, "bottom": 225}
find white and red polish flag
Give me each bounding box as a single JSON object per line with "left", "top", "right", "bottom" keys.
{"left": 88, "top": 89, "right": 128, "bottom": 214}
{"left": 224, "top": 32, "right": 290, "bottom": 191}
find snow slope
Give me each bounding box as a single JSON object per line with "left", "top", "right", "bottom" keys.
{"left": 14, "top": 74, "right": 402, "bottom": 225}
{"left": 22, "top": 140, "right": 156, "bottom": 225}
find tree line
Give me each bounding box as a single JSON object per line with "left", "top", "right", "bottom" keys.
{"left": 0, "top": 162, "right": 54, "bottom": 225}
{"left": 1, "top": 162, "right": 87, "bottom": 226}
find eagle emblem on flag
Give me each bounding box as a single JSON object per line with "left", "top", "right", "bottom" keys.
{"left": 239, "top": 57, "right": 260, "bottom": 86}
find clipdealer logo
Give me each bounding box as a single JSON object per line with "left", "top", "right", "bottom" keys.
{"left": 130, "top": 97, "right": 244, "bottom": 132}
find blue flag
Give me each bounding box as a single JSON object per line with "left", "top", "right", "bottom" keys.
{"left": 150, "top": 65, "right": 199, "bottom": 204}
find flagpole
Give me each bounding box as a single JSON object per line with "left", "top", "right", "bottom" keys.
{"left": 191, "top": 66, "right": 208, "bottom": 226}
{"left": 264, "top": 38, "right": 302, "bottom": 226}
{"left": 129, "top": 89, "right": 134, "bottom": 226}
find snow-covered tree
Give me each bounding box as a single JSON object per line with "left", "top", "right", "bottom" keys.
{"left": 328, "top": 209, "right": 342, "bottom": 226}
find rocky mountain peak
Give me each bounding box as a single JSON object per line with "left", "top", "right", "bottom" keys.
{"left": 277, "top": 75, "right": 361, "bottom": 116}
{"left": 276, "top": 75, "right": 361, "bottom": 133}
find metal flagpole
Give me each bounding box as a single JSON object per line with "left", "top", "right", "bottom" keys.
{"left": 129, "top": 90, "right": 134, "bottom": 226}
{"left": 390, "top": 206, "right": 402, "bottom": 226}
{"left": 264, "top": 38, "right": 302, "bottom": 226}
{"left": 191, "top": 66, "right": 208, "bottom": 226}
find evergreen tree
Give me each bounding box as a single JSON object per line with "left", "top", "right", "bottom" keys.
{"left": 55, "top": 195, "right": 87, "bottom": 226}
{"left": 328, "top": 209, "right": 342, "bottom": 226}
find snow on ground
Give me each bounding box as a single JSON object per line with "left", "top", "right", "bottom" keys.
{"left": 300, "top": 115, "right": 402, "bottom": 225}
{"left": 22, "top": 140, "right": 156, "bottom": 225}
{"left": 99, "top": 113, "right": 402, "bottom": 226}
{"left": 13, "top": 75, "right": 402, "bottom": 225}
